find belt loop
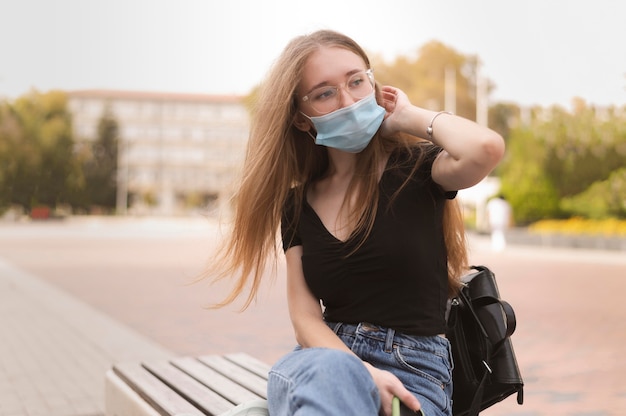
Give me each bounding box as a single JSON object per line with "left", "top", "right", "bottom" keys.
{"left": 384, "top": 327, "right": 395, "bottom": 353}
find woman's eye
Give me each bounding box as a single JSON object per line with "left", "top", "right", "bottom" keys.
{"left": 314, "top": 88, "right": 336, "bottom": 101}
{"left": 349, "top": 77, "right": 364, "bottom": 88}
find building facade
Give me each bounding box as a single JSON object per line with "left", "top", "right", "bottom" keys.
{"left": 68, "top": 90, "right": 249, "bottom": 216}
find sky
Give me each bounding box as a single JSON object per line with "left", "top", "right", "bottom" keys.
{"left": 1, "top": 0, "right": 625, "bottom": 108}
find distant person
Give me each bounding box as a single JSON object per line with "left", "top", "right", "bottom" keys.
{"left": 207, "top": 30, "right": 504, "bottom": 416}
{"left": 486, "top": 195, "right": 512, "bottom": 251}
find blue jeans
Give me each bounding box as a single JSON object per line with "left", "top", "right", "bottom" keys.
{"left": 267, "top": 322, "right": 453, "bottom": 416}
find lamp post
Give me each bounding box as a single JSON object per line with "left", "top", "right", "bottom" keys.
{"left": 475, "top": 63, "right": 488, "bottom": 127}
{"left": 445, "top": 66, "right": 456, "bottom": 114}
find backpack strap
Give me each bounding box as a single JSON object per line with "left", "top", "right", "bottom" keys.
{"left": 456, "top": 288, "right": 492, "bottom": 416}
{"left": 468, "top": 368, "right": 490, "bottom": 416}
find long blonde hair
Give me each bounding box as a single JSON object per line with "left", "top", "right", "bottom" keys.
{"left": 208, "top": 30, "right": 467, "bottom": 309}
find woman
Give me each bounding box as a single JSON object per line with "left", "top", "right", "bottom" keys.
{"left": 211, "top": 30, "right": 504, "bottom": 416}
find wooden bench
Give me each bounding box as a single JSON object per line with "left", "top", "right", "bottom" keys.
{"left": 105, "top": 353, "right": 270, "bottom": 416}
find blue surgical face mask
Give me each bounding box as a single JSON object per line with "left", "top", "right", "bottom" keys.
{"left": 302, "top": 93, "right": 385, "bottom": 153}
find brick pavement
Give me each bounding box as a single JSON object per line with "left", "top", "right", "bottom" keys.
{"left": 0, "top": 217, "right": 625, "bottom": 415}
{"left": 0, "top": 255, "right": 172, "bottom": 416}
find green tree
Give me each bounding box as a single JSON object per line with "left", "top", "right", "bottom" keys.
{"left": 500, "top": 100, "right": 626, "bottom": 222}
{"left": 0, "top": 100, "right": 25, "bottom": 210}
{"left": 488, "top": 102, "right": 520, "bottom": 141}
{"left": 0, "top": 90, "right": 83, "bottom": 212}
{"left": 83, "top": 108, "right": 119, "bottom": 210}
{"left": 539, "top": 102, "right": 626, "bottom": 198}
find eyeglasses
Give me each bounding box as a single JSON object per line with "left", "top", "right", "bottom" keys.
{"left": 301, "top": 69, "right": 375, "bottom": 115}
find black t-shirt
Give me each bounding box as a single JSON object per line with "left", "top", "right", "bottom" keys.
{"left": 281, "top": 145, "right": 456, "bottom": 335}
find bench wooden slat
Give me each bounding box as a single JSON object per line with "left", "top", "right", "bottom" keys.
{"left": 143, "top": 360, "right": 234, "bottom": 416}
{"left": 224, "top": 353, "right": 271, "bottom": 380}
{"left": 108, "top": 353, "right": 270, "bottom": 416}
{"left": 171, "top": 356, "right": 263, "bottom": 404}
{"left": 198, "top": 355, "right": 268, "bottom": 398}
{"left": 113, "top": 362, "right": 204, "bottom": 416}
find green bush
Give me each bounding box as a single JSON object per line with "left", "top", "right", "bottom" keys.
{"left": 500, "top": 162, "right": 561, "bottom": 224}
{"left": 561, "top": 168, "right": 626, "bottom": 219}
{"left": 499, "top": 128, "right": 561, "bottom": 224}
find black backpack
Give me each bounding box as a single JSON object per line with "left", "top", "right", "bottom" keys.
{"left": 446, "top": 265, "right": 524, "bottom": 416}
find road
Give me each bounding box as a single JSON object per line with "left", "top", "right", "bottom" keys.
{"left": 0, "top": 216, "right": 624, "bottom": 415}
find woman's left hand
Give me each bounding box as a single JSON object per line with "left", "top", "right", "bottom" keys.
{"left": 365, "top": 363, "right": 422, "bottom": 415}
{"left": 379, "top": 86, "right": 412, "bottom": 137}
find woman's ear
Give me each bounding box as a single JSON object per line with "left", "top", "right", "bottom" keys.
{"left": 293, "top": 112, "right": 312, "bottom": 132}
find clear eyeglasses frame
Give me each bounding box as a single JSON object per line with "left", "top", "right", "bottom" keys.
{"left": 301, "top": 69, "right": 375, "bottom": 115}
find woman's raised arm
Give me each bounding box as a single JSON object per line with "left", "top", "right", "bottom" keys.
{"left": 380, "top": 85, "right": 505, "bottom": 191}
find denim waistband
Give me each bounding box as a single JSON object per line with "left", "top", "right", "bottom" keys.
{"left": 327, "top": 321, "right": 448, "bottom": 354}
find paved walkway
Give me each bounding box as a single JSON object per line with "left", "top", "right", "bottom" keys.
{"left": 0, "top": 256, "right": 172, "bottom": 416}
{"left": 1, "top": 217, "right": 625, "bottom": 416}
